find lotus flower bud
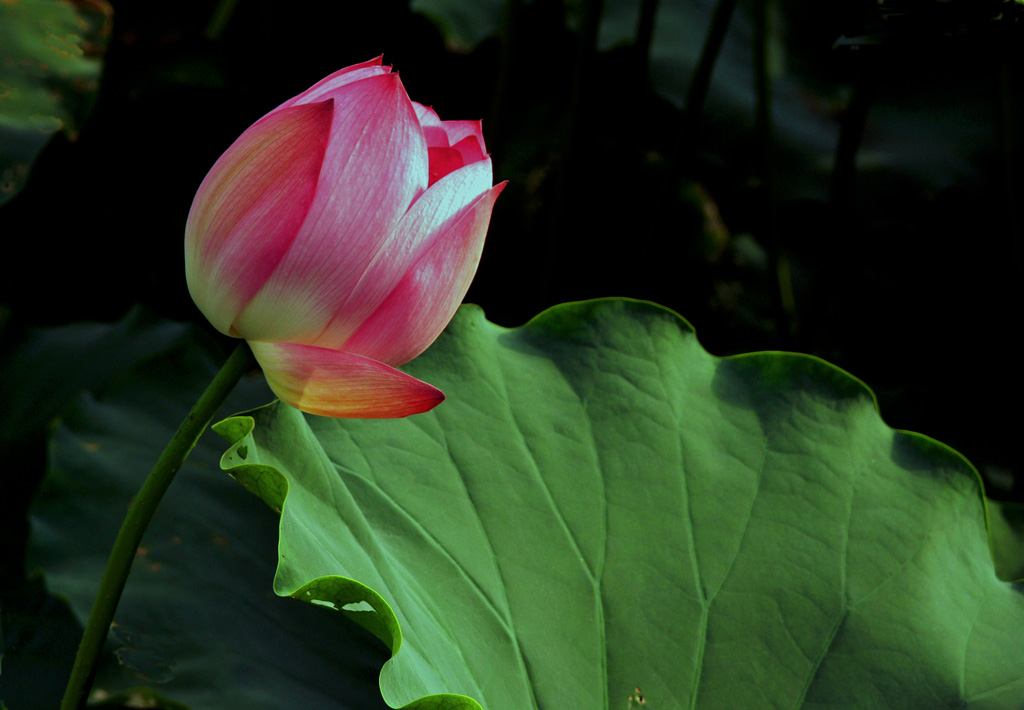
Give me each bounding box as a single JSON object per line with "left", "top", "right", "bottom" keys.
{"left": 185, "top": 57, "right": 504, "bottom": 417}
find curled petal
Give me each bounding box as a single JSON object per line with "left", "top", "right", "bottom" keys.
{"left": 234, "top": 73, "right": 429, "bottom": 344}
{"left": 249, "top": 341, "right": 445, "bottom": 418}
{"left": 185, "top": 99, "right": 334, "bottom": 337}
{"left": 450, "top": 134, "right": 487, "bottom": 167}
{"left": 341, "top": 181, "right": 506, "bottom": 366}
{"left": 442, "top": 120, "right": 486, "bottom": 154}
{"left": 313, "top": 158, "right": 495, "bottom": 350}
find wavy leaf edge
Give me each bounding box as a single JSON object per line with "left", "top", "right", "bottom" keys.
{"left": 211, "top": 296, "right": 1003, "bottom": 710}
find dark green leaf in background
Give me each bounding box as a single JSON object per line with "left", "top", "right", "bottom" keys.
{"left": 215, "top": 299, "right": 1024, "bottom": 709}
{"left": 410, "top": 0, "right": 503, "bottom": 50}
{"left": 411, "top": 0, "right": 1016, "bottom": 201}
{"left": 1, "top": 309, "right": 203, "bottom": 709}
{"left": 23, "top": 315, "right": 389, "bottom": 709}
{"left": 0, "top": 309, "right": 191, "bottom": 454}
{"left": 0, "top": 0, "right": 111, "bottom": 206}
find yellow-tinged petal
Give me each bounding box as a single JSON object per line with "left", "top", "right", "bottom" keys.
{"left": 249, "top": 341, "right": 445, "bottom": 418}
{"left": 185, "top": 99, "right": 334, "bottom": 337}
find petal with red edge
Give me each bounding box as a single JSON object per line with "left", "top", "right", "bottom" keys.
{"left": 341, "top": 181, "right": 506, "bottom": 366}
{"left": 412, "top": 102, "right": 442, "bottom": 129}
{"left": 312, "top": 158, "right": 494, "bottom": 350}
{"left": 234, "top": 73, "right": 429, "bottom": 344}
{"left": 441, "top": 120, "right": 485, "bottom": 152}
{"left": 185, "top": 99, "right": 334, "bottom": 337}
{"left": 249, "top": 341, "right": 445, "bottom": 418}
{"left": 276, "top": 57, "right": 389, "bottom": 110}
{"left": 412, "top": 103, "right": 453, "bottom": 148}
{"left": 450, "top": 134, "right": 487, "bottom": 167}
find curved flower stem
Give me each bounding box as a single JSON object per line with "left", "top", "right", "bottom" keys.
{"left": 60, "top": 341, "right": 256, "bottom": 710}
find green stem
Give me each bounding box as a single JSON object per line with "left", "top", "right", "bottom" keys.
{"left": 60, "top": 341, "right": 255, "bottom": 710}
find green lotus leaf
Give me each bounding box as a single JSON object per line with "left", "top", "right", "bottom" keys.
{"left": 989, "top": 500, "right": 1024, "bottom": 582}
{"left": 214, "top": 299, "right": 1024, "bottom": 709}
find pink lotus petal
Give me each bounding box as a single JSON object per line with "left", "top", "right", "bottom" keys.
{"left": 312, "top": 158, "right": 495, "bottom": 350}
{"left": 185, "top": 99, "right": 335, "bottom": 337}
{"left": 450, "top": 134, "right": 487, "bottom": 167}
{"left": 341, "top": 181, "right": 506, "bottom": 366}
{"left": 422, "top": 125, "right": 450, "bottom": 148}
{"left": 412, "top": 102, "right": 442, "bottom": 128}
{"left": 277, "top": 57, "right": 390, "bottom": 110}
{"left": 428, "top": 146, "right": 465, "bottom": 185}
{"left": 249, "top": 340, "right": 445, "bottom": 418}
{"left": 441, "top": 120, "right": 485, "bottom": 153}
{"left": 234, "top": 73, "right": 429, "bottom": 344}
{"left": 413, "top": 104, "right": 451, "bottom": 148}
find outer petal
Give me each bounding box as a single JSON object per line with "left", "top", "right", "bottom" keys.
{"left": 340, "top": 181, "right": 506, "bottom": 366}
{"left": 185, "top": 100, "right": 334, "bottom": 337}
{"left": 234, "top": 73, "right": 429, "bottom": 344}
{"left": 312, "top": 158, "right": 495, "bottom": 350}
{"left": 249, "top": 341, "right": 444, "bottom": 418}
{"left": 276, "top": 57, "right": 390, "bottom": 110}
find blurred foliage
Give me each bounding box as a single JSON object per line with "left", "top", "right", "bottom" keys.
{"left": 0, "top": 0, "right": 112, "bottom": 205}
{"left": 18, "top": 312, "right": 389, "bottom": 709}
{"left": 412, "top": 0, "right": 504, "bottom": 48}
